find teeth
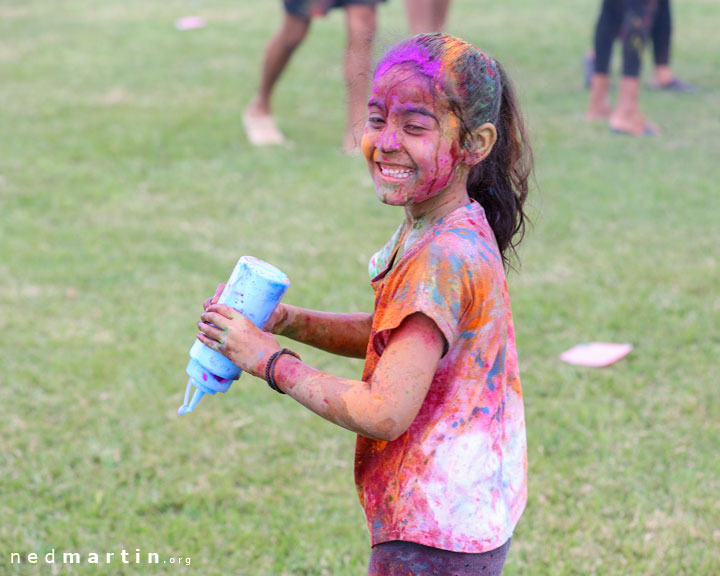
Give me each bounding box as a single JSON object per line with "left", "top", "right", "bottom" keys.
{"left": 380, "top": 165, "right": 413, "bottom": 178}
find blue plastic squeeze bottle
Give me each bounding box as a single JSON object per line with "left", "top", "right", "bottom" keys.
{"left": 178, "top": 256, "right": 291, "bottom": 415}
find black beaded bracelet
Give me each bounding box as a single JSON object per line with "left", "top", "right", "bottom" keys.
{"left": 264, "top": 348, "right": 301, "bottom": 394}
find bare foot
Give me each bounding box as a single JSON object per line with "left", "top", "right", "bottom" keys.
{"left": 242, "top": 107, "right": 286, "bottom": 146}
{"left": 586, "top": 73, "right": 611, "bottom": 122}
{"left": 649, "top": 77, "right": 697, "bottom": 93}
{"left": 585, "top": 104, "right": 612, "bottom": 122}
{"left": 651, "top": 65, "right": 674, "bottom": 88}
{"left": 609, "top": 111, "right": 660, "bottom": 136}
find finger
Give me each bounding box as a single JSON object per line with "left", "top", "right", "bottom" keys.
{"left": 197, "top": 322, "right": 230, "bottom": 351}
{"left": 204, "top": 284, "right": 225, "bottom": 310}
{"left": 197, "top": 320, "right": 226, "bottom": 342}
{"left": 206, "top": 303, "right": 241, "bottom": 320}
{"left": 200, "top": 311, "right": 229, "bottom": 330}
{"left": 211, "top": 284, "right": 225, "bottom": 305}
{"left": 197, "top": 332, "right": 224, "bottom": 353}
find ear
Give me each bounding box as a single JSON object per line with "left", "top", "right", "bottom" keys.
{"left": 462, "top": 123, "right": 498, "bottom": 167}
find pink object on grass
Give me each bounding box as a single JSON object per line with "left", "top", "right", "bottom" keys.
{"left": 560, "top": 342, "right": 632, "bottom": 367}
{"left": 175, "top": 16, "right": 206, "bottom": 30}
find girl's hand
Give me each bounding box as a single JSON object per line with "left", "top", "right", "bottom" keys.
{"left": 263, "top": 303, "right": 290, "bottom": 335}
{"left": 204, "top": 284, "right": 288, "bottom": 335}
{"left": 197, "top": 304, "right": 281, "bottom": 378}
{"left": 203, "top": 284, "right": 225, "bottom": 311}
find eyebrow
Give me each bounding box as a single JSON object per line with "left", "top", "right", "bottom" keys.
{"left": 368, "top": 100, "right": 439, "bottom": 123}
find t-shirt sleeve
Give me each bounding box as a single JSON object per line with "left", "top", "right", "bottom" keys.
{"left": 372, "top": 242, "right": 475, "bottom": 357}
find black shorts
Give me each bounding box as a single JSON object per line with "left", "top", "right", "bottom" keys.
{"left": 284, "top": 0, "right": 386, "bottom": 20}
{"left": 368, "top": 539, "right": 511, "bottom": 576}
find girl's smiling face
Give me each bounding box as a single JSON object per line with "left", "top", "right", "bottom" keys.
{"left": 361, "top": 66, "right": 468, "bottom": 211}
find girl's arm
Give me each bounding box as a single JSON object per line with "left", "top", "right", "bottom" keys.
{"left": 198, "top": 305, "right": 444, "bottom": 442}
{"left": 204, "top": 285, "right": 371, "bottom": 358}
{"left": 272, "top": 304, "right": 372, "bottom": 359}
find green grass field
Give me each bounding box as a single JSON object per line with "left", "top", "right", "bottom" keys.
{"left": 2, "top": 0, "right": 719, "bottom": 574}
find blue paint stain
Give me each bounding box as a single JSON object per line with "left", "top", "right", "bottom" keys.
{"left": 432, "top": 284, "right": 444, "bottom": 305}
{"left": 447, "top": 228, "right": 474, "bottom": 240}
{"left": 450, "top": 227, "right": 481, "bottom": 243}
{"left": 481, "top": 407, "right": 490, "bottom": 414}
{"left": 452, "top": 421, "right": 459, "bottom": 428}
{"left": 497, "top": 398, "right": 505, "bottom": 422}
{"left": 479, "top": 240, "right": 502, "bottom": 263}
{"left": 451, "top": 299, "right": 460, "bottom": 318}
{"left": 475, "top": 350, "right": 485, "bottom": 366}
{"left": 487, "top": 345, "right": 506, "bottom": 391}
{"left": 446, "top": 251, "right": 464, "bottom": 275}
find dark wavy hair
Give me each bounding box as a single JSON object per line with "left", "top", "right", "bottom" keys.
{"left": 376, "top": 34, "right": 534, "bottom": 268}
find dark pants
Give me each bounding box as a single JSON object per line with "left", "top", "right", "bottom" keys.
{"left": 594, "top": 0, "right": 666, "bottom": 77}
{"left": 368, "top": 539, "right": 511, "bottom": 576}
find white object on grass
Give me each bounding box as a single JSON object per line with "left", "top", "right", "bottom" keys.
{"left": 560, "top": 342, "right": 632, "bottom": 367}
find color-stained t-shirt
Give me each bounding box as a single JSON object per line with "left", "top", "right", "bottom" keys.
{"left": 356, "top": 201, "right": 527, "bottom": 554}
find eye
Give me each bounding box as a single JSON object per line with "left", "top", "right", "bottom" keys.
{"left": 367, "top": 115, "right": 385, "bottom": 128}
{"left": 405, "top": 124, "right": 427, "bottom": 134}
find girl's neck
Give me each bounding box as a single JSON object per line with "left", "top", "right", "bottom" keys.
{"left": 404, "top": 183, "right": 470, "bottom": 234}
{"left": 400, "top": 183, "right": 470, "bottom": 256}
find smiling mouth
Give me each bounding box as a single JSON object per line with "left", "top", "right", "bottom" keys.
{"left": 378, "top": 163, "right": 415, "bottom": 179}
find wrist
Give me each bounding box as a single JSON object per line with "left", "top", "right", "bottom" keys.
{"left": 272, "top": 304, "right": 293, "bottom": 336}
{"left": 264, "top": 348, "right": 301, "bottom": 394}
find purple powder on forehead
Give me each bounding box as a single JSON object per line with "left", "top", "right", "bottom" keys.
{"left": 375, "top": 41, "right": 443, "bottom": 86}
{"left": 375, "top": 34, "right": 503, "bottom": 128}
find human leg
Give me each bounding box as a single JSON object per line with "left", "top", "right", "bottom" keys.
{"left": 610, "top": 0, "right": 659, "bottom": 134}
{"left": 343, "top": 3, "right": 377, "bottom": 152}
{"left": 586, "top": 0, "right": 623, "bottom": 120}
{"left": 595, "top": 0, "right": 623, "bottom": 75}
{"left": 651, "top": 0, "right": 671, "bottom": 74}
{"left": 405, "top": 0, "right": 451, "bottom": 34}
{"left": 244, "top": 10, "right": 311, "bottom": 145}
{"left": 368, "top": 539, "right": 511, "bottom": 576}
{"left": 649, "top": 0, "right": 696, "bottom": 92}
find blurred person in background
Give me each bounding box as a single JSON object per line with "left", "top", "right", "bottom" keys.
{"left": 585, "top": 0, "right": 695, "bottom": 136}
{"left": 586, "top": 0, "right": 659, "bottom": 135}
{"left": 405, "top": 0, "right": 452, "bottom": 34}
{"left": 583, "top": 0, "right": 696, "bottom": 93}
{"left": 243, "top": 0, "right": 385, "bottom": 152}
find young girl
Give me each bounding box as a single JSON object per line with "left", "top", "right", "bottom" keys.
{"left": 198, "top": 33, "right": 533, "bottom": 576}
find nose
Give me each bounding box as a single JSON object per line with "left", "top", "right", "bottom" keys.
{"left": 377, "top": 124, "right": 401, "bottom": 153}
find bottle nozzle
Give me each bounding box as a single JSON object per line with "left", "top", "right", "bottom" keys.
{"left": 178, "top": 379, "right": 205, "bottom": 415}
